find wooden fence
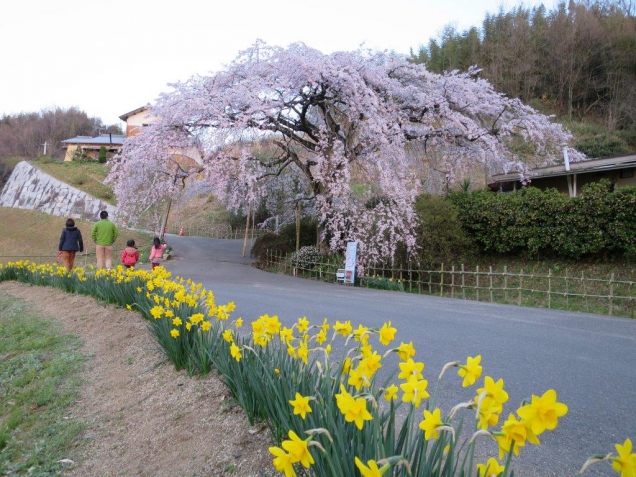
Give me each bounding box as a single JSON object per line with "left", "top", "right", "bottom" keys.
{"left": 265, "top": 250, "right": 636, "bottom": 318}
{"left": 173, "top": 225, "right": 268, "bottom": 240}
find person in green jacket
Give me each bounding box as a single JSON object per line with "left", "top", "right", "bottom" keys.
{"left": 91, "top": 210, "right": 118, "bottom": 269}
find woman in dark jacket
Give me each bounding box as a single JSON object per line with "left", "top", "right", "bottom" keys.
{"left": 58, "top": 218, "right": 84, "bottom": 271}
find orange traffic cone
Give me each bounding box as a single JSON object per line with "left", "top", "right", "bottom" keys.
{"left": 179, "top": 226, "right": 184, "bottom": 236}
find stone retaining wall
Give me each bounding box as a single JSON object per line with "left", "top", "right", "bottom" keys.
{"left": 0, "top": 161, "right": 116, "bottom": 222}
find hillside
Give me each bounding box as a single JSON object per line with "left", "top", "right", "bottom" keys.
{"left": 0, "top": 208, "right": 154, "bottom": 263}
{"left": 33, "top": 157, "right": 116, "bottom": 204}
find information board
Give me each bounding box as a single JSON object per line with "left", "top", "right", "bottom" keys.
{"left": 344, "top": 241, "right": 357, "bottom": 284}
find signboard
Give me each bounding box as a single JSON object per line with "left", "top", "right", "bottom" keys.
{"left": 344, "top": 241, "right": 357, "bottom": 284}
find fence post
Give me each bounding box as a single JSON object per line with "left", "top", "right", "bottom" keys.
{"left": 451, "top": 265, "right": 455, "bottom": 298}
{"left": 440, "top": 263, "right": 444, "bottom": 297}
{"left": 609, "top": 272, "right": 614, "bottom": 316}
{"left": 461, "top": 263, "right": 465, "bottom": 300}
{"left": 476, "top": 265, "right": 480, "bottom": 301}
{"left": 582, "top": 271, "right": 588, "bottom": 312}
{"left": 548, "top": 268, "right": 552, "bottom": 309}
{"left": 565, "top": 268, "right": 569, "bottom": 310}
{"left": 489, "top": 266, "right": 493, "bottom": 303}
{"left": 519, "top": 269, "right": 523, "bottom": 306}
{"left": 503, "top": 265, "right": 508, "bottom": 302}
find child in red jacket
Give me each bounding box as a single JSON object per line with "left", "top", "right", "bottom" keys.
{"left": 120, "top": 239, "right": 140, "bottom": 268}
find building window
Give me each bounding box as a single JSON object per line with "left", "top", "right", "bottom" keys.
{"left": 619, "top": 168, "right": 634, "bottom": 179}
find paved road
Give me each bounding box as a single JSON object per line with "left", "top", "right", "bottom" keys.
{"left": 164, "top": 235, "right": 635, "bottom": 477}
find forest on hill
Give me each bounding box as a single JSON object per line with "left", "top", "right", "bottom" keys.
{"left": 411, "top": 0, "right": 636, "bottom": 156}
{"left": 0, "top": 107, "right": 122, "bottom": 160}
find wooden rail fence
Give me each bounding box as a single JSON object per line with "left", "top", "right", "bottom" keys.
{"left": 265, "top": 250, "right": 636, "bottom": 318}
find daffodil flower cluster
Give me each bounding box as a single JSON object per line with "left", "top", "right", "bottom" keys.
{"left": 1, "top": 260, "right": 622, "bottom": 477}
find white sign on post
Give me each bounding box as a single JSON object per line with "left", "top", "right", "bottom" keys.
{"left": 344, "top": 241, "right": 357, "bottom": 284}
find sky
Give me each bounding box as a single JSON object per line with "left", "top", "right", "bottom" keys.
{"left": 0, "top": 0, "right": 556, "bottom": 130}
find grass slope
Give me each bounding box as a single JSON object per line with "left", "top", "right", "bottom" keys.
{"left": 0, "top": 208, "right": 153, "bottom": 263}
{"left": 0, "top": 292, "right": 85, "bottom": 475}
{"left": 31, "top": 157, "right": 115, "bottom": 205}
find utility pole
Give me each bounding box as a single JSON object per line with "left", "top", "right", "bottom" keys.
{"left": 42, "top": 141, "right": 47, "bottom": 156}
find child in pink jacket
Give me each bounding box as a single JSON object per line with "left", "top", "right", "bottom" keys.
{"left": 149, "top": 237, "right": 167, "bottom": 270}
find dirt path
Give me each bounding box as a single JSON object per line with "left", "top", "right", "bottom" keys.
{"left": 0, "top": 282, "right": 275, "bottom": 477}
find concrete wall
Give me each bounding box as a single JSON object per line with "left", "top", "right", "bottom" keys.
{"left": 0, "top": 161, "right": 116, "bottom": 222}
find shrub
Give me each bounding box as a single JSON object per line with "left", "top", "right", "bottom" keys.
{"left": 98, "top": 146, "right": 107, "bottom": 164}
{"left": 415, "top": 194, "right": 476, "bottom": 266}
{"left": 364, "top": 275, "right": 405, "bottom": 291}
{"left": 278, "top": 217, "right": 318, "bottom": 250}
{"left": 451, "top": 181, "right": 636, "bottom": 260}
{"left": 251, "top": 232, "right": 290, "bottom": 263}
{"left": 575, "top": 134, "right": 629, "bottom": 158}
{"left": 290, "top": 245, "right": 324, "bottom": 269}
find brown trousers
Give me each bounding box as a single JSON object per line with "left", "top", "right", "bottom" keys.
{"left": 61, "top": 251, "right": 77, "bottom": 271}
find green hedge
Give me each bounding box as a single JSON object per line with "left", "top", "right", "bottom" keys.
{"left": 450, "top": 181, "right": 636, "bottom": 259}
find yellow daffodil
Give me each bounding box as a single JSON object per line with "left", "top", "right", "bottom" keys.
{"left": 378, "top": 321, "right": 397, "bottom": 346}
{"left": 396, "top": 341, "right": 416, "bottom": 361}
{"left": 281, "top": 430, "right": 315, "bottom": 469}
{"left": 400, "top": 375, "right": 429, "bottom": 408}
{"left": 516, "top": 389, "right": 568, "bottom": 435}
{"left": 353, "top": 324, "right": 369, "bottom": 342}
{"left": 279, "top": 327, "right": 294, "bottom": 344}
{"left": 419, "top": 408, "right": 444, "bottom": 440}
{"left": 348, "top": 367, "right": 368, "bottom": 391}
{"left": 384, "top": 384, "right": 399, "bottom": 402}
{"left": 189, "top": 313, "right": 204, "bottom": 324}
{"left": 612, "top": 438, "right": 636, "bottom": 477}
{"left": 314, "top": 328, "right": 327, "bottom": 345}
{"left": 477, "top": 376, "right": 509, "bottom": 408}
{"left": 269, "top": 446, "right": 296, "bottom": 477}
{"left": 230, "top": 343, "right": 242, "bottom": 362}
{"left": 398, "top": 358, "right": 424, "bottom": 380}
{"left": 358, "top": 352, "right": 382, "bottom": 380}
{"left": 297, "top": 342, "right": 309, "bottom": 364}
{"left": 342, "top": 357, "right": 352, "bottom": 374}
{"left": 476, "top": 457, "right": 505, "bottom": 477}
{"left": 333, "top": 320, "right": 353, "bottom": 337}
{"left": 150, "top": 305, "right": 164, "bottom": 319}
{"left": 495, "top": 413, "right": 539, "bottom": 459}
{"left": 335, "top": 384, "right": 373, "bottom": 430}
{"left": 170, "top": 328, "right": 180, "bottom": 338}
{"left": 458, "top": 355, "right": 483, "bottom": 387}
{"left": 235, "top": 317, "right": 243, "bottom": 328}
{"left": 201, "top": 321, "right": 212, "bottom": 332}
{"left": 172, "top": 317, "right": 183, "bottom": 326}
{"left": 355, "top": 456, "right": 389, "bottom": 477}
{"left": 289, "top": 392, "right": 312, "bottom": 419}
{"left": 222, "top": 329, "right": 233, "bottom": 342}
{"left": 297, "top": 316, "right": 310, "bottom": 333}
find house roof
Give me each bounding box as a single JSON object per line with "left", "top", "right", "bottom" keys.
{"left": 119, "top": 105, "right": 150, "bottom": 122}
{"left": 491, "top": 153, "right": 636, "bottom": 183}
{"left": 62, "top": 134, "right": 126, "bottom": 146}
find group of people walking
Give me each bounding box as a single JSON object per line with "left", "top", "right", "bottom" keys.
{"left": 57, "top": 210, "right": 168, "bottom": 271}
